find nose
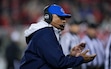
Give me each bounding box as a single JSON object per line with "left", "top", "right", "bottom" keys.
{"left": 62, "top": 20, "right": 66, "bottom": 23}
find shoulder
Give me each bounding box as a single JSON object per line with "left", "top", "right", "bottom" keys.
{"left": 81, "top": 35, "right": 89, "bottom": 43}
{"left": 32, "top": 27, "right": 55, "bottom": 40}
{"left": 36, "top": 27, "right": 53, "bottom": 33}
{"left": 81, "top": 35, "right": 88, "bottom": 40}
{"left": 32, "top": 27, "right": 60, "bottom": 46}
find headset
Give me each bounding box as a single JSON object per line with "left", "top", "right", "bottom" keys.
{"left": 44, "top": 5, "right": 52, "bottom": 24}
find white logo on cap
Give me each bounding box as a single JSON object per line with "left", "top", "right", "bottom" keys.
{"left": 61, "top": 8, "right": 65, "bottom": 13}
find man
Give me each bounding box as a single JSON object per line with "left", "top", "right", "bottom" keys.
{"left": 81, "top": 23, "right": 104, "bottom": 69}
{"left": 105, "top": 34, "right": 111, "bottom": 69}
{"left": 60, "top": 20, "right": 82, "bottom": 69}
{"left": 20, "top": 4, "right": 96, "bottom": 69}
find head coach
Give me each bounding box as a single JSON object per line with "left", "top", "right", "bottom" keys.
{"left": 20, "top": 4, "right": 96, "bottom": 69}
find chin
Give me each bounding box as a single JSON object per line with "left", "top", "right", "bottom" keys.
{"left": 56, "top": 26, "right": 65, "bottom": 30}
{"left": 60, "top": 28, "right": 64, "bottom": 30}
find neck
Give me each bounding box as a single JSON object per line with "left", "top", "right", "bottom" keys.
{"left": 69, "top": 31, "right": 77, "bottom": 35}
{"left": 87, "top": 34, "right": 96, "bottom": 40}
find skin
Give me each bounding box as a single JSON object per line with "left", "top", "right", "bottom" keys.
{"left": 69, "top": 24, "right": 80, "bottom": 34}
{"left": 87, "top": 28, "right": 97, "bottom": 38}
{"left": 70, "top": 43, "right": 86, "bottom": 57}
{"left": 51, "top": 14, "right": 66, "bottom": 30}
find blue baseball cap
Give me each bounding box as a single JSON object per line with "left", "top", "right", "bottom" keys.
{"left": 48, "top": 4, "right": 71, "bottom": 18}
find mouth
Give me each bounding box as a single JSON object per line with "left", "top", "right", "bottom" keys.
{"left": 59, "top": 24, "right": 65, "bottom": 30}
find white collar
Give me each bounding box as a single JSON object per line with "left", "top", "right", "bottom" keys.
{"left": 24, "top": 20, "right": 61, "bottom": 37}
{"left": 24, "top": 20, "right": 52, "bottom": 37}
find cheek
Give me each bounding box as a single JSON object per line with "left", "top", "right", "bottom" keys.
{"left": 91, "top": 30, "right": 96, "bottom": 35}
{"left": 72, "top": 26, "right": 79, "bottom": 31}
{"left": 76, "top": 27, "right": 80, "bottom": 31}
{"left": 51, "top": 17, "right": 61, "bottom": 28}
{"left": 54, "top": 18, "right": 62, "bottom": 24}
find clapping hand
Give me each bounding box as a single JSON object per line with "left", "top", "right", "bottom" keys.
{"left": 70, "top": 43, "right": 96, "bottom": 63}
{"left": 70, "top": 43, "right": 85, "bottom": 57}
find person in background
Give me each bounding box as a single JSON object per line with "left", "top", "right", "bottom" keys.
{"left": 60, "top": 19, "right": 82, "bottom": 69}
{"left": 60, "top": 19, "right": 82, "bottom": 56}
{"left": 81, "top": 23, "right": 105, "bottom": 69}
{"left": 101, "top": 13, "right": 111, "bottom": 32}
{"left": 105, "top": 34, "right": 111, "bottom": 69}
{"left": 5, "top": 31, "right": 21, "bottom": 69}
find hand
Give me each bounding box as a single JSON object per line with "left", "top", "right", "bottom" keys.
{"left": 80, "top": 50, "right": 96, "bottom": 63}
{"left": 70, "top": 43, "right": 86, "bottom": 57}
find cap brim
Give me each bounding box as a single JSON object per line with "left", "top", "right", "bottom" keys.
{"left": 58, "top": 14, "right": 71, "bottom": 18}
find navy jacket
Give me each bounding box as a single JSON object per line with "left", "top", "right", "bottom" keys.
{"left": 20, "top": 27, "right": 84, "bottom": 69}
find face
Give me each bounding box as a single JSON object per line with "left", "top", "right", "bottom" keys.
{"left": 51, "top": 14, "right": 67, "bottom": 30}
{"left": 87, "top": 28, "right": 97, "bottom": 37}
{"left": 69, "top": 24, "right": 80, "bottom": 34}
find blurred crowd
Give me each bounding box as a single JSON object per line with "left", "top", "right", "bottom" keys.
{"left": 0, "top": 0, "right": 111, "bottom": 69}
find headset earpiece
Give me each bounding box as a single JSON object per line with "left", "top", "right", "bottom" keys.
{"left": 44, "top": 5, "right": 52, "bottom": 24}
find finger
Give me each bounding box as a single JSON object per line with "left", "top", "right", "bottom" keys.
{"left": 82, "top": 49, "right": 89, "bottom": 54}
{"left": 72, "top": 43, "right": 85, "bottom": 51}
{"left": 71, "top": 46, "right": 75, "bottom": 51}
{"left": 88, "top": 54, "right": 97, "bottom": 58}
{"left": 83, "top": 54, "right": 96, "bottom": 63}
{"left": 79, "top": 42, "right": 86, "bottom": 47}
{"left": 81, "top": 42, "right": 86, "bottom": 47}
{"left": 78, "top": 43, "right": 86, "bottom": 50}
{"left": 88, "top": 55, "right": 96, "bottom": 61}
{"left": 88, "top": 58, "right": 94, "bottom": 62}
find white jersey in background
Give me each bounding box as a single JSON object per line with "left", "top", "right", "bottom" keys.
{"left": 81, "top": 35, "right": 104, "bottom": 68}
{"left": 60, "top": 32, "right": 80, "bottom": 56}
{"left": 105, "top": 34, "right": 111, "bottom": 69}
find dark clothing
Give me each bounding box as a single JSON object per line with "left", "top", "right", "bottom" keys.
{"left": 5, "top": 42, "right": 20, "bottom": 69}
{"left": 86, "top": 65, "right": 104, "bottom": 69}
{"left": 20, "top": 27, "right": 84, "bottom": 69}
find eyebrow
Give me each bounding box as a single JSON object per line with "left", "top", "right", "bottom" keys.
{"left": 58, "top": 16, "right": 65, "bottom": 20}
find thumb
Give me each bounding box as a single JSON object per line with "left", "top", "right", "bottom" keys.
{"left": 82, "top": 49, "right": 89, "bottom": 54}
{"left": 89, "top": 54, "right": 97, "bottom": 58}
{"left": 71, "top": 46, "right": 75, "bottom": 51}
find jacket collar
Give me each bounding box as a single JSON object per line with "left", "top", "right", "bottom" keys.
{"left": 24, "top": 20, "right": 61, "bottom": 37}
{"left": 24, "top": 20, "right": 52, "bottom": 37}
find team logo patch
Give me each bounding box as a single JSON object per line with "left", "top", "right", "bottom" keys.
{"left": 61, "top": 8, "right": 65, "bottom": 13}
